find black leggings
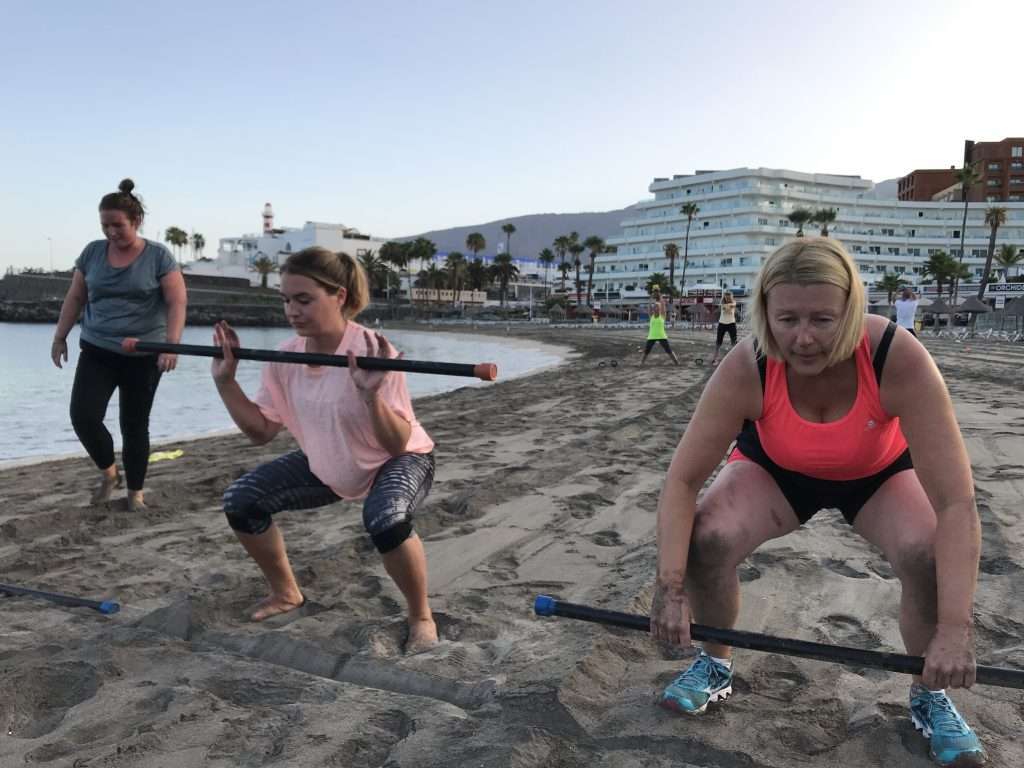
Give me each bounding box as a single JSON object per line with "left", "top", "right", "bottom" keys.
{"left": 223, "top": 450, "right": 435, "bottom": 553}
{"left": 716, "top": 322, "right": 737, "bottom": 346}
{"left": 644, "top": 338, "right": 673, "bottom": 356}
{"left": 70, "top": 341, "right": 162, "bottom": 491}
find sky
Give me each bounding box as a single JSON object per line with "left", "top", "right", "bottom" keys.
{"left": 2, "top": 0, "right": 1022, "bottom": 272}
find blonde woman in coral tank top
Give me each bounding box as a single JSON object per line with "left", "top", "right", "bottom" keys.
{"left": 650, "top": 238, "right": 987, "bottom": 766}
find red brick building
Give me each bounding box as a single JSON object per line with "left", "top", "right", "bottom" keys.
{"left": 898, "top": 137, "right": 1024, "bottom": 202}
{"left": 967, "top": 138, "right": 1024, "bottom": 203}
{"left": 898, "top": 167, "right": 958, "bottom": 201}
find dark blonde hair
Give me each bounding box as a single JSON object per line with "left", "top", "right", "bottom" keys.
{"left": 280, "top": 246, "right": 369, "bottom": 319}
{"left": 750, "top": 237, "right": 865, "bottom": 366}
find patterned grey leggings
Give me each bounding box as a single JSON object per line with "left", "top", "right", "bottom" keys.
{"left": 222, "top": 451, "right": 435, "bottom": 553}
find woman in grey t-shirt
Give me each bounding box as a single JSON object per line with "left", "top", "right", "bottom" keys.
{"left": 51, "top": 179, "right": 187, "bottom": 511}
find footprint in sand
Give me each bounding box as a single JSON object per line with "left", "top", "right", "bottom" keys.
{"left": 979, "top": 555, "right": 1023, "bottom": 575}
{"left": 327, "top": 710, "right": 412, "bottom": 766}
{"left": 0, "top": 661, "right": 99, "bottom": 738}
{"left": 561, "top": 492, "right": 614, "bottom": 520}
{"left": 821, "top": 557, "right": 871, "bottom": 579}
{"left": 744, "top": 655, "right": 812, "bottom": 703}
{"left": 590, "top": 529, "right": 622, "bottom": 547}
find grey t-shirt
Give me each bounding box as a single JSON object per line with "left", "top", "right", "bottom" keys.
{"left": 74, "top": 239, "right": 179, "bottom": 353}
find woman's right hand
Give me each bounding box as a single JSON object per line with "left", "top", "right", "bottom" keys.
{"left": 51, "top": 337, "right": 68, "bottom": 369}
{"left": 651, "top": 579, "right": 692, "bottom": 649}
{"left": 212, "top": 321, "right": 240, "bottom": 385}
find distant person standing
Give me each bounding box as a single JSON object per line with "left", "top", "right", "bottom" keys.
{"left": 641, "top": 294, "right": 680, "bottom": 365}
{"left": 710, "top": 290, "right": 739, "bottom": 366}
{"left": 895, "top": 287, "right": 920, "bottom": 337}
{"left": 51, "top": 179, "right": 187, "bottom": 511}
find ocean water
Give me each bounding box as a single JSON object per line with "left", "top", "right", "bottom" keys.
{"left": 0, "top": 323, "right": 567, "bottom": 464}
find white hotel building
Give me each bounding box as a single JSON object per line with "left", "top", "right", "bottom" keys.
{"left": 595, "top": 168, "right": 1024, "bottom": 305}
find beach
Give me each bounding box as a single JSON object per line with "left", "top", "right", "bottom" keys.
{"left": 1, "top": 325, "right": 1023, "bottom": 768}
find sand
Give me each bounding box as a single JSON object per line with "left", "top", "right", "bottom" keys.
{"left": 1, "top": 325, "right": 1022, "bottom": 767}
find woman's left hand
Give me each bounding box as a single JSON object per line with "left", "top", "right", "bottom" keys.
{"left": 157, "top": 352, "right": 178, "bottom": 373}
{"left": 347, "top": 330, "right": 400, "bottom": 400}
{"left": 922, "top": 623, "right": 976, "bottom": 689}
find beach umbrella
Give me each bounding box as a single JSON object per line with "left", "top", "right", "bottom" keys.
{"left": 1003, "top": 297, "right": 1024, "bottom": 315}
{"left": 924, "top": 298, "right": 954, "bottom": 314}
{"left": 958, "top": 296, "right": 991, "bottom": 314}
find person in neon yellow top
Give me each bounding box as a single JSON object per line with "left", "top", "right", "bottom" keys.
{"left": 641, "top": 295, "right": 680, "bottom": 365}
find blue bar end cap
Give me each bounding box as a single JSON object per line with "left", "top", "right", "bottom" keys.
{"left": 99, "top": 601, "right": 121, "bottom": 615}
{"left": 534, "top": 595, "right": 556, "bottom": 616}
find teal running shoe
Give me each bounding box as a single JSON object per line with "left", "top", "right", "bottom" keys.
{"left": 660, "top": 651, "right": 733, "bottom": 715}
{"left": 909, "top": 684, "right": 987, "bottom": 766}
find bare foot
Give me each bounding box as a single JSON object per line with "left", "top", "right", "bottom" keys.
{"left": 405, "top": 617, "right": 439, "bottom": 654}
{"left": 127, "top": 492, "right": 147, "bottom": 513}
{"left": 249, "top": 593, "right": 305, "bottom": 622}
{"left": 90, "top": 469, "right": 123, "bottom": 504}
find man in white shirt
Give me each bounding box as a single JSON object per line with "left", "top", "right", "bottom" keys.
{"left": 894, "top": 287, "right": 919, "bottom": 337}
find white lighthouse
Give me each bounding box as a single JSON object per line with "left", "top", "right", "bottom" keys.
{"left": 262, "top": 202, "right": 274, "bottom": 234}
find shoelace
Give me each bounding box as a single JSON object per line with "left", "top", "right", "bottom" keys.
{"left": 918, "top": 692, "right": 970, "bottom": 736}
{"left": 674, "top": 655, "right": 725, "bottom": 688}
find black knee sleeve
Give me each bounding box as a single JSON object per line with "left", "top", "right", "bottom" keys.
{"left": 223, "top": 489, "right": 273, "bottom": 536}
{"left": 371, "top": 519, "right": 414, "bottom": 554}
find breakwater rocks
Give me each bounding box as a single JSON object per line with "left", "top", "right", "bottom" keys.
{"left": 0, "top": 300, "right": 290, "bottom": 327}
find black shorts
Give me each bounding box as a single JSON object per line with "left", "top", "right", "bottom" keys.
{"left": 716, "top": 322, "right": 737, "bottom": 346}
{"left": 733, "top": 421, "right": 913, "bottom": 524}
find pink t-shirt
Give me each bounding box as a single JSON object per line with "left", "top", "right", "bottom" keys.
{"left": 253, "top": 321, "right": 434, "bottom": 499}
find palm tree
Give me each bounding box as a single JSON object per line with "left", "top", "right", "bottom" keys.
{"left": 444, "top": 251, "right": 467, "bottom": 306}
{"left": 465, "top": 232, "right": 486, "bottom": 262}
{"left": 191, "top": 232, "right": 206, "bottom": 259}
{"left": 468, "top": 256, "right": 491, "bottom": 296}
{"left": 787, "top": 208, "right": 815, "bottom": 237}
{"left": 406, "top": 238, "right": 438, "bottom": 303}
{"left": 379, "top": 241, "right": 411, "bottom": 303}
{"left": 645, "top": 272, "right": 669, "bottom": 296}
{"left": 465, "top": 257, "right": 490, "bottom": 294}
{"left": 663, "top": 242, "right": 679, "bottom": 317}
{"left": 995, "top": 244, "right": 1022, "bottom": 281}
{"left": 953, "top": 163, "right": 981, "bottom": 302}
{"left": 361, "top": 250, "right": 395, "bottom": 299}
{"left": 414, "top": 264, "right": 446, "bottom": 299}
{"left": 491, "top": 253, "right": 519, "bottom": 307}
{"left": 813, "top": 208, "right": 837, "bottom": 237}
{"left": 252, "top": 254, "right": 276, "bottom": 289}
{"left": 359, "top": 250, "right": 382, "bottom": 296}
{"left": 501, "top": 223, "right": 516, "bottom": 257}
{"left": 164, "top": 227, "right": 188, "bottom": 260}
{"left": 569, "top": 242, "right": 585, "bottom": 308}
{"left": 557, "top": 260, "right": 571, "bottom": 292}
{"left": 538, "top": 248, "right": 555, "bottom": 298}
{"left": 922, "top": 250, "right": 957, "bottom": 299}
{"left": 679, "top": 203, "right": 699, "bottom": 295}
{"left": 951, "top": 262, "right": 971, "bottom": 300}
{"left": 583, "top": 235, "right": 605, "bottom": 307}
{"left": 876, "top": 273, "right": 907, "bottom": 305}
{"left": 552, "top": 235, "right": 570, "bottom": 279}
{"left": 977, "top": 207, "right": 1008, "bottom": 300}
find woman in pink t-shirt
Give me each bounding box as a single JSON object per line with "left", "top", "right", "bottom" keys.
{"left": 211, "top": 247, "right": 438, "bottom": 652}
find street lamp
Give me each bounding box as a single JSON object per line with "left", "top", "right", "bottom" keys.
{"left": 48, "top": 237, "right": 53, "bottom": 272}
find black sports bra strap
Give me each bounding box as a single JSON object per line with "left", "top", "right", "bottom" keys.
{"left": 872, "top": 321, "right": 897, "bottom": 386}
{"left": 753, "top": 340, "right": 767, "bottom": 392}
